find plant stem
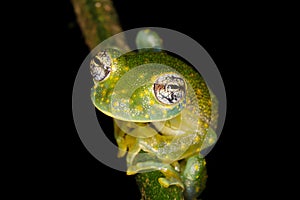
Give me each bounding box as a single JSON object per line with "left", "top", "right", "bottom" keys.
{"left": 136, "top": 171, "right": 184, "bottom": 200}
{"left": 71, "top": 0, "right": 127, "bottom": 49}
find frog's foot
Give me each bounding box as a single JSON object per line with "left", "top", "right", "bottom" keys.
{"left": 127, "top": 161, "right": 184, "bottom": 189}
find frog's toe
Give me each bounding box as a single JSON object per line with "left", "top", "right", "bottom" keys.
{"left": 158, "top": 177, "right": 184, "bottom": 189}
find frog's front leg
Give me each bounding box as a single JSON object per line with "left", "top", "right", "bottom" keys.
{"left": 114, "top": 119, "right": 158, "bottom": 165}
{"left": 113, "top": 120, "right": 138, "bottom": 158}
{"left": 114, "top": 120, "right": 185, "bottom": 189}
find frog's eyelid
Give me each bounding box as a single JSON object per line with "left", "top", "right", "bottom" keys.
{"left": 89, "top": 50, "right": 112, "bottom": 82}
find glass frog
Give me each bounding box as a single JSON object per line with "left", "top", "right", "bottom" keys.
{"left": 90, "top": 30, "right": 218, "bottom": 200}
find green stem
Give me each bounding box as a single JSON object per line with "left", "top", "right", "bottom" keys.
{"left": 70, "top": 0, "right": 183, "bottom": 199}
{"left": 136, "top": 171, "right": 184, "bottom": 200}
{"left": 71, "top": 0, "right": 127, "bottom": 49}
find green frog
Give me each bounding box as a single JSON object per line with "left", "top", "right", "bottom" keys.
{"left": 90, "top": 30, "right": 218, "bottom": 199}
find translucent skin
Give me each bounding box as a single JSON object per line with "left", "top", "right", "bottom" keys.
{"left": 91, "top": 49, "right": 218, "bottom": 199}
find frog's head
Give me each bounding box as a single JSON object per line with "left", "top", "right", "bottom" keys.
{"left": 90, "top": 49, "right": 187, "bottom": 122}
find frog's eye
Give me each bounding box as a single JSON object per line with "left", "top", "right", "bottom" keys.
{"left": 153, "top": 74, "right": 186, "bottom": 105}
{"left": 90, "top": 50, "right": 111, "bottom": 82}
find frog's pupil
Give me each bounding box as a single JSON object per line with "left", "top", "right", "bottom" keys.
{"left": 167, "top": 84, "right": 179, "bottom": 89}
{"left": 94, "top": 57, "right": 101, "bottom": 66}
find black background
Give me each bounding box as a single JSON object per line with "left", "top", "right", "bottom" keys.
{"left": 12, "top": 0, "right": 273, "bottom": 199}
{"left": 55, "top": 1, "right": 251, "bottom": 199}
{"left": 2, "top": 0, "right": 292, "bottom": 198}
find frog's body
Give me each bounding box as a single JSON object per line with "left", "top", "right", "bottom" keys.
{"left": 90, "top": 35, "right": 218, "bottom": 199}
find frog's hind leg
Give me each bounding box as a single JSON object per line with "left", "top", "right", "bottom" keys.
{"left": 127, "top": 160, "right": 184, "bottom": 189}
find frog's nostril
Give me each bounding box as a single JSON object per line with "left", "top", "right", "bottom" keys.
{"left": 90, "top": 50, "right": 112, "bottom": 82}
